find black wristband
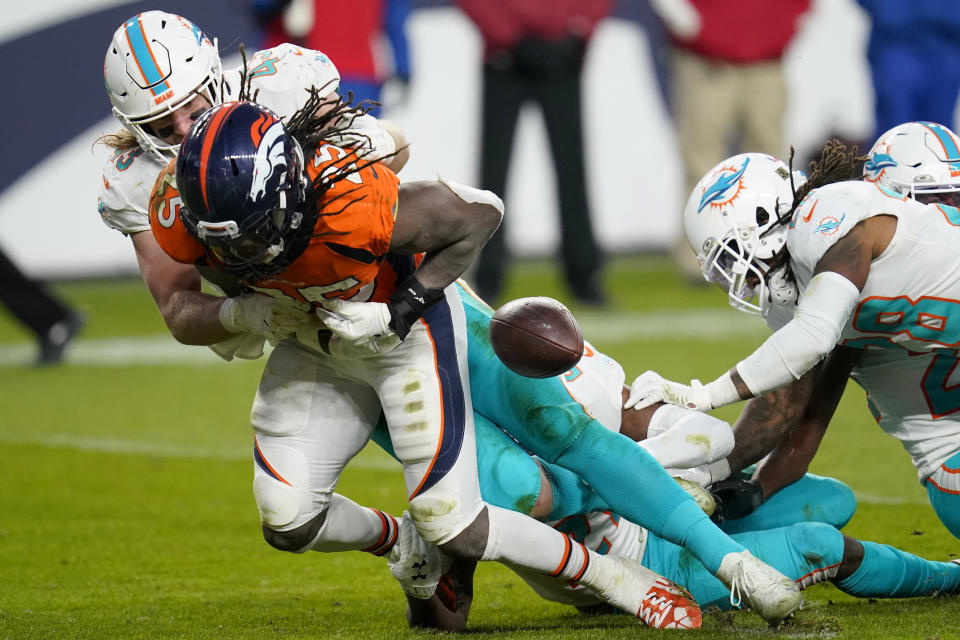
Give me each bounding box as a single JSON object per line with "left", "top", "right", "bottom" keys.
{"left": 387, "top": 276, "right": 445, "bottom": 339}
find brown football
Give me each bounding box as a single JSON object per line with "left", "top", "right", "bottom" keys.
{"left": 489, "top": 297, "right": 584, "bottom": 378}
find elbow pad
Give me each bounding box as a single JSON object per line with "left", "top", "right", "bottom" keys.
{"left": 641, "top": 404, "right": 736, "bottom": 468}
{"left": 737, "top": 271, "right": 860, "bottom": 395}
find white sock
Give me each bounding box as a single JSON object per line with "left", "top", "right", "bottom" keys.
{"left": 306, "top": 493, "right": 398, "bottom": 555}
{"left": 481, "top": 504, "right": 591, "bottom": 581}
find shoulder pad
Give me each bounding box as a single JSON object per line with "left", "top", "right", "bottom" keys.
{"left": 97, "top": 146, "right": 166, "bottom": 235}
{"left": 235, "top": 44, "right": 341, "bottom": 119}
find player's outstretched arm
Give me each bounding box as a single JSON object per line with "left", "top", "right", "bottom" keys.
{"left": 627, "top": 217, "right": 894, "bottom": 413}
{"left": 750, "top": 346, "right": 859, "bottom": 499}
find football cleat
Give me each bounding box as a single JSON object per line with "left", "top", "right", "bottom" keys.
{"left": 716, "top": 550, "right": 802, "bottom": 625}
{"left": 593, "top": 555, "right": 702, "bottom": 630}
{"left": 639, "top": 575, "right": 702, "bottom": 630}
{"left": 386, "top": 511, "right": 451, "bottom": 599}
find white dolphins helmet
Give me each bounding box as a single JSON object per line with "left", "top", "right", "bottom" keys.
{"left": 684, "top": 153, "right": 803, "bottom": 316}
{"left": 863, "top": 121, "right": 960, "bottom": 207}
{"left": 104, "top": 11, "right": 222, "bottom": 160}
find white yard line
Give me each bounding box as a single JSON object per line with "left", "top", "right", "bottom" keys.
{"left": 0, "top": 309, "right": 766, "bottom": 367}
{"left": 0, "top": 430, "right": 401, "bottom": 471}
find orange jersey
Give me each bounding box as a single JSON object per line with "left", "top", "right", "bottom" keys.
{"left": 149, "top": 144, "right": 413, "bottom": 306}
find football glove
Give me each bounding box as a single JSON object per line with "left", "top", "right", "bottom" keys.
{"left": 386, "top": 512, "right": 452, "bottom": 599}
{"left": 314, "top": 298, "right": 402, "bottom": 359}
{"left": 625, "top": 371, "right": 713, "bottom": 411}
{"left": 709, "top": 478, "right": 764, "bottom": 524}
{"left": 219, "top": 294, "right": 311, "bottom": 345}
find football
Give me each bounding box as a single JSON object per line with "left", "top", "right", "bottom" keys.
{"left": 489, "top": 297, "right": 584, "bottom": 378}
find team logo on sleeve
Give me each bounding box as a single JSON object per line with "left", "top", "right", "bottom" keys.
{"left": 815, "top": 214, "right": 844, "bottom": 236}
{"left": 698, "top": 157, "right": 749, "bottom": 213}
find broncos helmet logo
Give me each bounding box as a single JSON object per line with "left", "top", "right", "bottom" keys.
{"left": 249, "top": 118, "right": 290, "bottom": 204}
{"left": 698, "top": 157, "right": 750, "bottom": 213}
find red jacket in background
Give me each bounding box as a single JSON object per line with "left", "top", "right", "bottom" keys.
{"left": 677, "top": 0, "right": 812, "bottom": 63}
{"left": 458, "top": 0, "right": 613, "bottom": 59}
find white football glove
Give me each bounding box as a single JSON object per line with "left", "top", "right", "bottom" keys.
{"left": 314, "top": 298, "right": 402, "bottom": 359}
{"left": 219, "top": 295, "right": 311, "bottom": 345}
{"left": 625, "top": 370, "right": 713, "bottom": 412}
{"left": 673, "top": 477, "right": 717, "bottom": 516}
{"left": 386, "top": 512, "right": 451, "bottom": 599}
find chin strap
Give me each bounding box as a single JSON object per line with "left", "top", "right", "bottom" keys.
{"left": 387, "top": 276, "right": 445, "bottom": 339}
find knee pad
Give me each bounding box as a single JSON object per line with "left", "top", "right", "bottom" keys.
{"left": 263, "top": 510, "right": 328, "bottom": 553}
{"left": 408, "top": 493, "right": 475, "bottom": 546}
{"left": 252, "top": 439, "right": 313, "bottom": 530}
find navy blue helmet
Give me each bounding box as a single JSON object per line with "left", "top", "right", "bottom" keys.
{"left": 175, "top": 100, "right": 309, "bottom": 279}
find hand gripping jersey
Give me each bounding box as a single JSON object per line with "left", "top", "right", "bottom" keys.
{"left": 149, "top": 142, "right": 403, "bottom": 305}
{"left": 99, "top": 44, "right": 392, "bottom": 236}
{"left": 787, "top": 180, "right": 960, "bottom": 480}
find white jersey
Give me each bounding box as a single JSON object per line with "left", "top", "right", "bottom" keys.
{"left": 784, "top": 180, "right": 960, "bottom": 479}
{"left": 559, "top": 342, "right": 626, "bottom": 431}
{"left": 98, "top": 43, "right": 393, "bottom": 235}
{"left": 850, "top": 348, "right": 960, "bottom": 481}
{"left": 789, "top": 180, "right": 960, "bottom": 353}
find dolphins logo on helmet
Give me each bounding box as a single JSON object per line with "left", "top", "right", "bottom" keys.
{"left": 865, "top": 121, "right": 960, "bottom": 207}
{"left": 698, "top": 157, "right": 750, "bottom": 213}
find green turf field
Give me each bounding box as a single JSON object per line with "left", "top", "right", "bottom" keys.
{"left": 1, "top": 256, "right": 956, "bottom": 639}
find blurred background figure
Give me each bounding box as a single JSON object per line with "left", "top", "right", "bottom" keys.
{"left": 457, "top": 0, "right": 613, "bottom": 307}
{"left": 248, "top": 0, "right": 412, "bottom": 115}
{"left": 0, "top": 246, "right": 83, "bottom": 366}
{"left": 651, "top": 0, "right": 811, "bottom": 281}
{"left": 857, "top": 0, "right": 960, "bottom": 142}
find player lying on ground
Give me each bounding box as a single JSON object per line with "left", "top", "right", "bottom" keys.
{"left": 372, "top": 316, "right": 960, "bottom": 630}
{"left": 627, "top": 129, "right": 960, "bottom": 542}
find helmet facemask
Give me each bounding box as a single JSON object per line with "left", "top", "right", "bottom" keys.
{"left": 114, "top": 78, "right": 220, "bottom": 161}
{"left": 685, "top": 153, "right": 798, "bottom": 317}
{"left": 699, "top": 212, "right": 788, "bottom": 316}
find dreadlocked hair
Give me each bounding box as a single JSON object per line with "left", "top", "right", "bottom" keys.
{"left": 793, "top": 138, "right": 865, "bottom": 205}
{"left": 761, "top": 139, "right": 867, "bottom": 274}
{"left": 231, "top": 78, "right": 404, "bottom": 273}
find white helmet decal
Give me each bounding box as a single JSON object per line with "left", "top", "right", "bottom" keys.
{"left": 697, "top": 157, "right": 750, "bottom": 213}
{"left": 250, "top": 121, "right": 290, "bottom": 203}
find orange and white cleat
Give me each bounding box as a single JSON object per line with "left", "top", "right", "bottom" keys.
{"left": 638, "top": 575, "right": 702, "bottom": 630}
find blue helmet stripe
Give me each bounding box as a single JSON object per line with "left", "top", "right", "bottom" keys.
{"left": 920, "top": 121, "right": 960, "bottom": 161}
{"left": 124, "top": 15, "right": 170, "bottom": 96}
